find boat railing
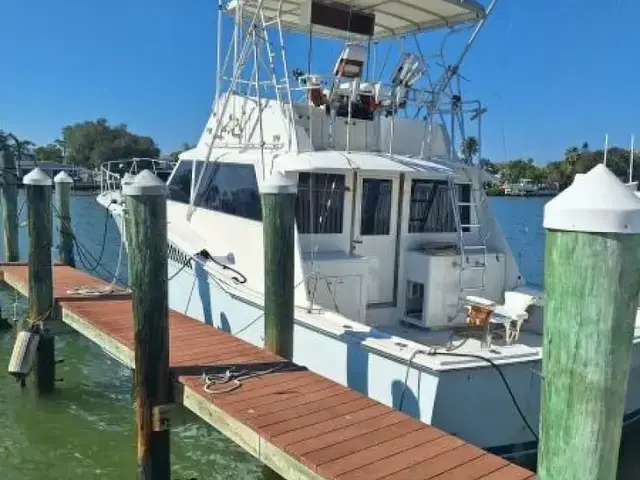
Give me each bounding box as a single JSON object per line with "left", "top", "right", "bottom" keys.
{"left": 272, "top": 74, "right": 485, "bottom": 157}
{"left": 286, "top": 74, "right": 441, "bottom": 113}
{"left": 99, "top": 158, "right": 175, "bottom": 194}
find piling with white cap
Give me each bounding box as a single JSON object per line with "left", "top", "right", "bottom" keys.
{"left": 0, "top": 149, "right": 19, "bottom": 329}
{"left": 538, "top": 164, "right": 640, "bottom": 479}
{"left": 122, "top": 169, "right": 171, "bottom": 480}
{"left": 259, "top": 171, "right": 297, "bottom": 361}
{"left": 23, "top": 167, "right": 55, "bottom": 393}
{"left": 54, "top": 171, "right": 75, "bottom": 267}
{"left": 0, "top": 149, "right": 19, "bottom": 263}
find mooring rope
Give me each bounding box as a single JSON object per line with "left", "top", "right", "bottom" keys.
{"left": 202, "top": 364, "right": 286, "bottom": 394}
{"left": 49, "top": 200, "right": 130, "bottom": 297}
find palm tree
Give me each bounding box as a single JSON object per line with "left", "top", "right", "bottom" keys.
{"left": 54, "top": 138, "right": 67, "bottom": 158}
{"left": 8, "top": 133, "right": 35, "bottom": 173}
{"left": 563, "top": 146, "right": 580, "bottom": 175}
{"left": 461, "top": 136, "right": 479, "bottom": 164}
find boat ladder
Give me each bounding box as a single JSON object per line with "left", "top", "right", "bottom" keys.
{"left": 448, "top": 174, "right": 488, "bottom": 299}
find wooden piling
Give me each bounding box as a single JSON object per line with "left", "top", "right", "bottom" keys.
{"left": 1, "top": 149, "right": 20, "bottom": 262}
{"left": 54, "top": 171, "right": 75, "bottom": 267}
{"left": 24, "top": 168, "right": 55, "bottom": 393}
{"left": 539, "top": 164, "right": 640, "bottom": 480}
{"left": 259, "top": 171, "right": 297, "bottom": 360}
{"left": 123, "top": 169, "right": 171, "bottom": 480}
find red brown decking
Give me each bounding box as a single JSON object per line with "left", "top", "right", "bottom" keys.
{"left": 0, "top": 263, "right": 535, "bottom": 480}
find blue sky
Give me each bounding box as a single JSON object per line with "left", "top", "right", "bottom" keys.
{"left": 0, "top": 0, "right": 636, "bottom": 163}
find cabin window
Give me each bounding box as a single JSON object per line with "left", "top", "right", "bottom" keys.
{"left": 167, "top": 160, "right": 193, "bottom": 203}
{"left": 360, "top": 178, "right": 392, "bottom": 235}
{"left": 168, "top": 160, "right": 205, "bottom": 204}
{"left": 194, "top": 162, "right": 262, "bottom": 221}
{"left": 408, "top": 179, "right": 456, "bottom": 233}
{"left": 296, "top": 173, "right": 346, "bottom": 234}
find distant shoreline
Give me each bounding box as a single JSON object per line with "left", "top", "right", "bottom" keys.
{"left": 485, "top": 187, "right": 557, "bottom": 197}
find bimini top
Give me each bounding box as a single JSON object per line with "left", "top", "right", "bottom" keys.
{"left": 227, "top": 0, "right": 486, "bottom": 40}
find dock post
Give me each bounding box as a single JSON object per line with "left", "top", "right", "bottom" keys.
{"left": 123, "top": 170, "right": 171, "bottom": 480}
{"left": 260, "top": 171, "right": 297, "bottom": 360}
{"left": 539, "top": 164, "right": 640, "bottom": 480}
{"left": 259, "top": 171, "right": 297, "bottom": 480}
{"left": 24, "top": 168, "right": 55, "bottom": 394}
{"left": 54, "top": 171, "right": 75, "bottom": 267}
{"left": 1, "top": 149, "right": 20, "bottom": 262}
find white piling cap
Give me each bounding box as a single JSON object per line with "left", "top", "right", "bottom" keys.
{"left": 259, "top": 170, "right": 297, "bottom": 194}
{"left": 122, "top": 172, "right": 135, "bottom": 185}
{"left": 53, "top": 171, "right": 74, "bottom": 184}
{"left": 23, "top": 167, "right": 52, "bottom": 186}
{"left": 122, "top": 169, "right": 168, "bottom": 196}
{"left": 544, "top": 164, "right": 640, "bottom": 233}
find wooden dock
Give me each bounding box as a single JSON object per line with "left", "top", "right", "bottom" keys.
{"left": 1, "top": 263, "right": 535, "bottom": 480}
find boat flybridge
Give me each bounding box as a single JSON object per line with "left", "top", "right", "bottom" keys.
{"left": 97, "top": 0, "right": 640, "bottom": 459}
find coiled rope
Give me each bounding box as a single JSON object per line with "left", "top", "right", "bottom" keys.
{"left": 202, "top": 364, "right": 286, "bottom": 394}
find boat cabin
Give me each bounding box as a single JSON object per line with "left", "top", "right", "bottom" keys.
{"left": 165, "top": 0, "right": 522, "bottom": 332}
{"left": 167, "top": 147, "right": 522, "bottom": 331}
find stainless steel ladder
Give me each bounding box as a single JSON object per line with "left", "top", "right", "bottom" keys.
{"left": 448, "top": 175, "right": 487, "bottom": 299}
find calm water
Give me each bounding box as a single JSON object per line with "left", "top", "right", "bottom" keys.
{"left": 0, "top": 193, "right": 637, "bottom": 478}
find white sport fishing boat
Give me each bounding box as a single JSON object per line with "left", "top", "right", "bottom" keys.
{"left": 98, "top": 0, "right": 640, "bottom": 458}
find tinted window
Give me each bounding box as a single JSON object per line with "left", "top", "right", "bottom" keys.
{"left": 194, "top": 162, "right": 262, "bottom": 221}
{"left": 408, "top": 180, "right": 455, "bottom": 233}
{"left": 360, "top": 178, "right": 392, "bottom": 235}
{"left": 168, "top": 160, "right": 193, "bottom": 203}
{"left": 296, "top": 173, "right": 346, "bottom": 234}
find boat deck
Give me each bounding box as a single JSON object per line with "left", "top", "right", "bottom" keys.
{"left": 0, "top": 263, "right": 535, "bottom": 480}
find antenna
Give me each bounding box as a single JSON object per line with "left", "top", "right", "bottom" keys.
{"left": 603, "top": 133, "right": 609, "bottom": 166}
{"left": 630, "top": 135, "right": 635, "bottom": 184}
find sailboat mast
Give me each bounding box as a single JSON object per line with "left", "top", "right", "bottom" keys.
{"left": 603, "top": 133, "right": 609, "bottom": 166}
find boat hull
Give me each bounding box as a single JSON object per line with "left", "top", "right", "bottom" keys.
{"left": 101, "top": 203, "right": 640, "bottom": 459}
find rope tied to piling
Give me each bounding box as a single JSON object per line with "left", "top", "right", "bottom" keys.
{"left": 53, "top": 198, "right": 130, "bottom": 297}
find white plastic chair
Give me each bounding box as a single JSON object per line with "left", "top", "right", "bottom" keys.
{"left": 490, "top": 291, "right": 537, "bottom": 344}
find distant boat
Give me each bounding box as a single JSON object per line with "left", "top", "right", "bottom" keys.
{"left": 502, "top": 179, "right": 558, "bottom": 196}
{"left": 99, "top": 157, "right": 175, "bottom": 192}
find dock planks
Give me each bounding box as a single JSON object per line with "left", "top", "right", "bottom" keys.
{"left": 0, "top": 263, "right": 535, "bottom": 480}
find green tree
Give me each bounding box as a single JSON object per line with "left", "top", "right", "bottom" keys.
{"left": 34, "top": 144, "right": 64, "bottom": 163}
{"left": 494, "top": 158, "right": 539, "bottom": 184}
{"left": 169, "top": 142, "right": 195, "bottom": 162}
{"left": 53, "top": 138, "right": 67, "bottom": 157}
{"left": 62, "top": 118, "right": 160, "bottom": 168}
{"left": 544, "top": 161, "right": 569, "bottom": 189}
{"left": 479, "top": 157, "right": 498, "bottom": 174}
{"left": 7, "top": 133, "right": 35, "bottom": 171}
{"left": 461, "top": 136, "right": 479, "bottom": 164}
